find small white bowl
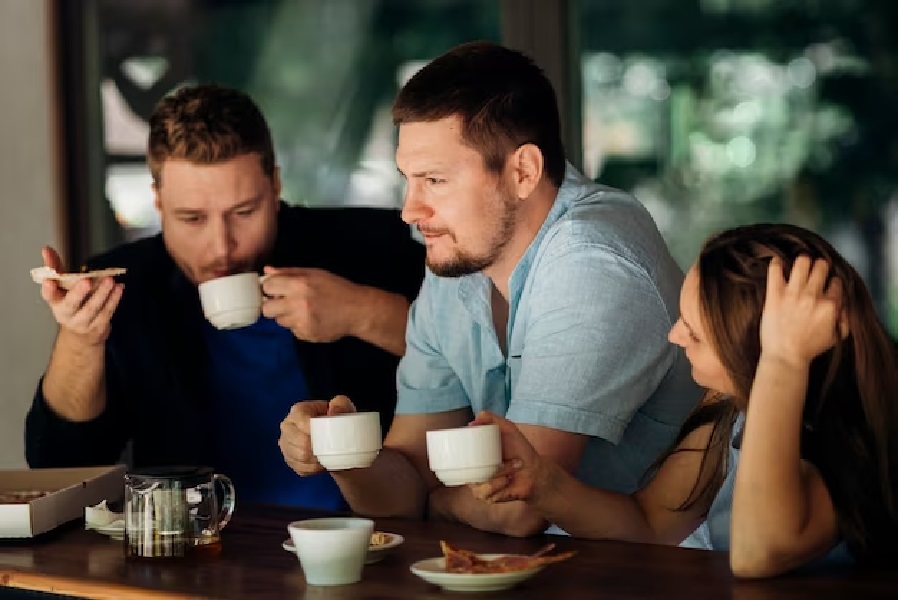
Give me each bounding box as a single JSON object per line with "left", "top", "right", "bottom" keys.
{"left": 287, "top": 517, "right": 374, "bottom": 586}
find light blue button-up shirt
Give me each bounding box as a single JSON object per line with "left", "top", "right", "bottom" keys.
{"left": 396, "top": 165, "right": 701, "bottom": 493}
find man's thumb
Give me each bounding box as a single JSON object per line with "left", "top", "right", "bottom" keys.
{"left": 327, "top": 395, "right": 356, "bottom": 416}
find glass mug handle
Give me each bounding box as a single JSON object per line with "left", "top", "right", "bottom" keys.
{"left": 214, "top": 474, "right": 236, "bottom": 530}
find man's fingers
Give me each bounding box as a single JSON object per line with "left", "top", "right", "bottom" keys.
{"left": 328, "top": 395, "right": 356, "bottom": 416}
{"left": 42, "top": 246, "right": 64, "bottom": 271}
{"left": 470, "top": 411, "right": 496, "bottom": 427}
{"left": 41, "top": 280, "right": 65, "bottom": 304}
{"left": 72, "top": 279, "right": 116, "bottom": 327}
{"left": 279, "top": 422, "right": 313, "bottom": 457}
{"left": 55, "top": 279, "right": 95, "bottom": 321}
{"left": 279, "top": 428, "right": 313, "bottom": 459}
{"left": 278, "top": 423, "right": 321, "bottom": 477}
{"left": 285, "top": 400, "right": 330, "bottom": 423}
{"left": 261, "top": 271, "right": 309, "bottom": 298}
{"left": 261, "top": 296, "right": 288, "bottom": 319}
{"left": 88, "top": 283, "right": 124, "bottom": 330}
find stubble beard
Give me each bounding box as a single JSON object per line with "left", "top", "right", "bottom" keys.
{"left": 427, "top": 192, "right": 517, "bottom": 278}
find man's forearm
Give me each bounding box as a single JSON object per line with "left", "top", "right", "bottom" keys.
{"left": 41, "top": 329, "right": 107, "bottom": 422}
{"left": 333, "top": 447, "right": 428, "bottom": 518}
{"left": 428, "top": 485, "right": 548, "bottom": 537}
{"left": 349, "top": 286, "right": 410, "bottom": 356}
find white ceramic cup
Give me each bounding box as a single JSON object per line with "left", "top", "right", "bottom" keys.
{"left": 288, "top": 517, "right": 374, "bottom": 586}
{"left": 310, "top": 412, "right": 382, "bottom": 471}
{"left": 197, "top": 272, "right": 262, "bottom": 330}
{"left": 426, "top": 424, "right": 502, "bottom": 486}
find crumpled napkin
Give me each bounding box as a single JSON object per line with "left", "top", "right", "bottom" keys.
{"left": 85, "top": 500, "right": 124, "bottom": 535}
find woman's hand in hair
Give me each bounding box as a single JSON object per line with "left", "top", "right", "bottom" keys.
{"left": 467, "top": 412, "right": 554, "bottom": 504}
{"left": 760, "top": 256, "right": 845, "bottom": 370}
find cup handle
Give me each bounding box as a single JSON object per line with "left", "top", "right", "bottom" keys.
{"left": 259, "top": 273, "right": 277, "bottom": 299}
{"left": 214, "top": 474, "right": 236, "bottom": 530}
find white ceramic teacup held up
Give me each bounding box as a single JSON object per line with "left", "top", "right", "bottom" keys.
{"left": 426, "top": 424, "right": 502, "bottom": 486}
{"left": 288, "top": 517, "right": 374, "bottom": 586}
{"left": 310, "top": 412, "right": 382, "bottom": 471}
{"left": 198, "top": 272, "right": 262, "bottom": 330}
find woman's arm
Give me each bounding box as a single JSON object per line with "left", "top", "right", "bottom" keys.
{"left": 730, "top": 256, "right": 843, "bottom": 578}
{"left": 470, "top": 412, "right": 717, "bottom": 545}
{"left": 731, "top": 355, "right": 839, "bottom": 577}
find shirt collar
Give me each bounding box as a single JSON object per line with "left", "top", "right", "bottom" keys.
{"left": 457, "top": 163, "right": 592, "bottom": 315}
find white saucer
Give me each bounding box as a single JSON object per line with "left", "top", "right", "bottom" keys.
{"left": 282, "top": 531, "right": 404, "bottom": 564}
{"left": 410, "top": 555, "right": 543, "bottom": 592}
{"left": 92, "top": 523, "right": 125, "bottom": 540}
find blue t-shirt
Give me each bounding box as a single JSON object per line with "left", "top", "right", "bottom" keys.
{"left": 203, "top": 317, "right": 347, "bottom": 510}
{"left": 396, "top": 164, "right": 701, "bottom": 494}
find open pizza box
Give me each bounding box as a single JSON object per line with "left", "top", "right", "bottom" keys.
{"left": 0, "top": 465, "right": 125, "bottom": 538}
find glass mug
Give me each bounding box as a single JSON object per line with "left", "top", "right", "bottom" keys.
{"left": 124, "top": 466, "right": 236, "bottom": 559}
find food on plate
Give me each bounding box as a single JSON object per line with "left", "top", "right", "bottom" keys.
{"left": 0, "top": 490, "right": 49, "bottom": 504}
{"left": 439, "top": 540, "right": 575, "bottom": 574}
{"left": 370, "top": 531, "right": 393, "bottom": 547}
{"left": 30, "top": 266, "right": 127, "bottom": 290}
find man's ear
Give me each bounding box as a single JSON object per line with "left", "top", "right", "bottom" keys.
{"left": 509, "top": 143, "right": 544, "bottom": 200}
{"left": 152, "top": 181, "right": 161, "bottom": 213}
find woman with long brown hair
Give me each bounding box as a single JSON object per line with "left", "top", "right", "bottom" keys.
{"left": 471, "top": 223, "right": 898, "bottom": 577}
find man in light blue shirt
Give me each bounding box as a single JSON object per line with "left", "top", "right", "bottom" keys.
{"left": 278, "top": 41, "right": 701, "bottom": 537}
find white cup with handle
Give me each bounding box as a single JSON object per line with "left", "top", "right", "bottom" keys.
{"left": 198, "top": 272, "right": 263, "bottom": 330}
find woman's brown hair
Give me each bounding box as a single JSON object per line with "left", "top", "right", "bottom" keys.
{"left": 667, "top": 223, "right": 898, "bottom": 562}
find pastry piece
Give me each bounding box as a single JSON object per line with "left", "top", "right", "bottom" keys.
{"left": 0, "top": 490, "right": 48, "bottom": 504}
{"left": 439, "top": 540, "right": 576, "bottom": 573}
{"left": 370, "top": 531, "right": 393, "bottom": 547}
{"left": 31, "top": 266, "right": 127, "bottom": 290}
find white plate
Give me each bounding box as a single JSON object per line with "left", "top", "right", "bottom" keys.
{"left": 282, "top": 531, "right": 404, "bottom": 564}
{"left": 409, "top": 555, "right": 543, "bottom": 592}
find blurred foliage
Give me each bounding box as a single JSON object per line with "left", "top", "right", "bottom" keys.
{"left": 580, "top": 0, "right": 898, "bottom": 329}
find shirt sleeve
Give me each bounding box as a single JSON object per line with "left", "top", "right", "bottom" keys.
{"left": 395, "top": 271, "right": 471, "bottom": 415}
{"left": 505, "top": 239, "right": 680, "bottom": 444}
{"left": 25, "top": 367, "right": 128, "bottom": 468}
{"left": 24, "top": 253, "right": 131, "bottom": 468}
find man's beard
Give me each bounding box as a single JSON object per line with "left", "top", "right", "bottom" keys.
{"left": 426, "top": 194, "right": 517, "bottom": 278}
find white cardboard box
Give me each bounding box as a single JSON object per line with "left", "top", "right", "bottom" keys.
{"left": 0, "top": 465, "right": 125, "bottom": 538}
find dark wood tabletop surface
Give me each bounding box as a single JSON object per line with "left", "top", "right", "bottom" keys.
{"left": 0, "top": 503, "right": 896, "bottom": 599}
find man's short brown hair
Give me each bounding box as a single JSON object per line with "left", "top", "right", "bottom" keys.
{"left": 392, "top": 41, "right": 566, "bottom": 187}
{"left": 147, "top": 84, "right": 275, "bottom": 185}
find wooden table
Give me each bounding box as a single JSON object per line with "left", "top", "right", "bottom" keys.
{"left": 0, "top": 503, "right": 895, "bottom": 599}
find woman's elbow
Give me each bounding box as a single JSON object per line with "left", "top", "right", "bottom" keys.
{"left": 729, "top": 546, "right": 792, "bottom": 579}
